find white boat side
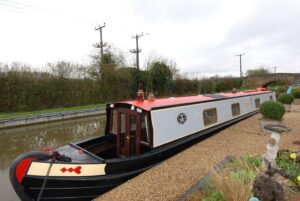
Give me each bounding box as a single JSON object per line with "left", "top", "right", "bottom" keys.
{"left": 151, "top": 92, "right": 275, "bottom": 147}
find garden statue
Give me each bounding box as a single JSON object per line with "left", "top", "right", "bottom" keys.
{"left": 262, "top": 124, "right": 291, "bottom": 167}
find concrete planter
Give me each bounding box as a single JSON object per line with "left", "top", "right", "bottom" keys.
{"left": 259, "top": 118, "right": 282, "bottom": 134}
{"left": 283, "top": 104, "right": 292, "bottom": 112}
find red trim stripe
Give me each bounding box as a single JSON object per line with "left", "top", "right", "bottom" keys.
{"left": 16, "top": 157, "right": 36, "bottom": 183}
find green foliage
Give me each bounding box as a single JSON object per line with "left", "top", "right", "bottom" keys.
{"left": 0, "top": 63, "right": 99, "bottom": 112}
{"left": 149, "top": 62, "right": 173, "bottom": 96}
{"left": 259, "top": 101, "right": 285, "bottom": 120}
{"left": 268, "top": 80, "right": 287, "bottom": 87}
{"left": 278, "top": 93, "right": 294, "bottom": 104}
{"left": 267, "top": 81, "right": 288, "bottom": 96}
{"left": 203, "top": 191, "right": 225, "bottom": 201}
{"left": 268, "top": 85, "right": 287, "bottom": 96}
{"left": 231, "top": 169, "right": 256, "bottom": 184}
{"left": 246, "top": 67, "right": 270, "bottom": 77}
{"left": 242, "top": 155, "right": 262, "bottom": 170}
{"left": 173, "top": 76, "right": 242, "bottom": 95}
{"left": 292, "top": 86, "right": 300, "bottom": 98}
{"left": 276, "top": 150, "right": 300, "bottom": 178}
{"left": 0, "top": 50, "right": 246, "bottom": 113}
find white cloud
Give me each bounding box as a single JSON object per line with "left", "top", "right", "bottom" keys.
{"left": 0, "top": 0, "right": 299, "bottom": 76}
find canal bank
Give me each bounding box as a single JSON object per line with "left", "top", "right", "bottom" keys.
{"left": 0, "top": 108, "right": 105, "bottom": 129}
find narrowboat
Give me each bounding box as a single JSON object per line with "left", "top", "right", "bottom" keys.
{"left": 10, "top": 89, "right": 275, "bottom": 201}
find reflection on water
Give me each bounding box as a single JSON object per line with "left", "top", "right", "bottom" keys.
{"left": 0, "top": 115, "right": 106, "bottom": 201}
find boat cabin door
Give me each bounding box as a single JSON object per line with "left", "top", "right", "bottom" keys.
{"left": 117, "top": 110, "right": 140, "bottom": 157}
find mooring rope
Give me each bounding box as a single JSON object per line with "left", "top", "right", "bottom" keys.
{"left": 36, "top": 154, "right": 56, "bottom": 201}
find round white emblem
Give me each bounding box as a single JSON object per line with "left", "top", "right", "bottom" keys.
{"left": 177, "top": 113, "right": 187, "bottom": 124}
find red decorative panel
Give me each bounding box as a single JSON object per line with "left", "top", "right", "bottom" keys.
{"left": 60, "top": 166, "right": 81, "bottom": 174}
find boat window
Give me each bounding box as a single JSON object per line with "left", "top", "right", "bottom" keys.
{"left": 231, "top": 103, "right": 240, "bottom": 117}
{"left": 110, "top": 110, "right": 118, "bottom": 134}
{"left": 129, "top": 115, "right": 136, "bottom": 155}
{"left": 203, "top": 108, "right": 217, "bottom": 126}
{"left": 270, "top": 95, "right": 273, "bottom": 100}
{"left": 140, "top": 114, "right": 149, "bottom": 144}
{"left": 255, "top": 98, "right": 260, "bottom": 108}
{"left": 119, "top": 113, "right": 126, "bottom": 149}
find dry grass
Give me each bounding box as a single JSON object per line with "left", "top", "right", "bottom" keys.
{"left": 190, "top": 157, "right": 261, "bottom": 201}
{"left": 210, "top": 171, "right": 252, "bottom": 201}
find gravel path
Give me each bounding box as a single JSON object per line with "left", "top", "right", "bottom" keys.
{"left": 95, "top": 103, "right": 300, "bottom": 201}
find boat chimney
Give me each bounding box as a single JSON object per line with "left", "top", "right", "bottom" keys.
{"left": 148, "top": 93, "right": 155, "bottom": 101}
{"left": 256, "top": 87, "right": 267, "bottom": 91}
{"left": 137, "top": 84, "right": 144, "bottom": 101}
{"left": 232, "top": 88, "right": 237, "bottom": 94}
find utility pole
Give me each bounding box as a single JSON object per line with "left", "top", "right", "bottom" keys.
{"left": 236, "top": 53, "right": 245, "bottom": 78}
{"left": 130, "top": 33, "right": 144, "bottom": 70}
{"left": 236, "top": 53, "right": 245, "bottom": 88}
{"left": 94, "top": 23, "right": 106, "bottom": 61}
{"left": 273, "top": 66, "right": 278, "bottom": 80}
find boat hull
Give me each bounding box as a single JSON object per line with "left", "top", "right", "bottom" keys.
{"left": 10, "top": 110, "right": 257, "bottom": 201}
{"left": 19, "top": 167, "right": 149, "bottom": 201}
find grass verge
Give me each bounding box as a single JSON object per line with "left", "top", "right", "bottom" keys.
{"left": 0, "top": 104, "right": 105, "bottom": 119}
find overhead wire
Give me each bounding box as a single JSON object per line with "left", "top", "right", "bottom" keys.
{"left": 0, "top": 0, "right": 101, "bottom": 25}
{"left": 0, "top": 4, "right": 28, "bottom": 15}
{"left": 0, "top": 0, "right": 139, "bottom": 34}
{"left": 0, "top": 0, "right": 144, "bottom": 62}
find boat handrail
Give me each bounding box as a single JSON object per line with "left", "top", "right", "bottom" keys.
{"left": 69, "top": 143, "right": 105, "bottom": 163}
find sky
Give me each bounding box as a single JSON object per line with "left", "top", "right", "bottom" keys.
{"left": 0, "top": 0, "right": 299, "bottom": 77}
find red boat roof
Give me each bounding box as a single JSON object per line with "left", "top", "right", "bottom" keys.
{"left": 116, "top": 90, "right": 270, "bottom": 111}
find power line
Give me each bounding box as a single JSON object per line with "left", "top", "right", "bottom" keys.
{"left": 0, "top": 0, "right": 36, "bottom": 15}
{"left": 0, "top": 4, "right": 28, "bottom": 15}
{"left": 0, "top": 0, "right": 43, "bottom": 12}
{"left": 93, "top": 23, "right": 106, "bottom": 60}
{"left": 0, "top": 0, "right": 100, "bottom": 24}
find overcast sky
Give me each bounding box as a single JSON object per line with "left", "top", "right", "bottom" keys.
{"left": 0, "top": 0, "right": 299, "bottom": 77}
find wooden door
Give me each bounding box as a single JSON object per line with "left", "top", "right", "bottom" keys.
{"left": 117, "top": 110, "right": 140, "bottom": 157}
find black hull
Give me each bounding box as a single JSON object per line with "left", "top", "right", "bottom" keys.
{"left": 21, "top": 166, "right": 150, "bottom": 201}
{"left": 10, "top": 111, "right": 257, "bottom": 201}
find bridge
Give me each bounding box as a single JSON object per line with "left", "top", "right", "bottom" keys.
{"left": 244, "top": 73, "right": 300, "bottom": 88}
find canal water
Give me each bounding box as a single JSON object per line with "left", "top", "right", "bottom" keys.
{"left": 0, "top": 115, "right": 106, "bottom": 201}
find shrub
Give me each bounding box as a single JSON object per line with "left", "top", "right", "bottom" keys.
{"left": 242, "top": 155, "right": 262, "bottom": 170}
{"left": 203, "top": 191, "right": 225, "bottom": 201}
{"left": 278, "top": 93, "right": 294, "bottom": 104}
{"left": 292, "top": 86, "right": 300, "bottom": 98}
{"left": 276, "top": 150, "right": 300, "bottom": 178}
{"left": 259, "top": 101, "right": 285, "bottom": 120}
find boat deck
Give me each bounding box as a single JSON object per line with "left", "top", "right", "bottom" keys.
{"left": 57, "top": 144, "right": 102, "bottom": 163}
{"left": 95, "top": 103, "right": 300, "bottom": 201}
